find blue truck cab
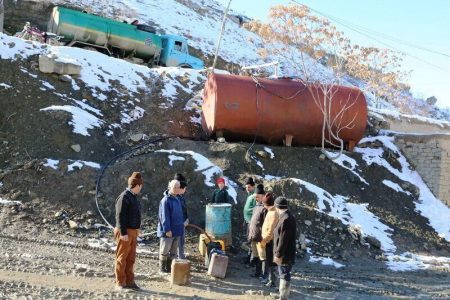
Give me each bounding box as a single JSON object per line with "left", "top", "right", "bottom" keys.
{"left": 160, "top": 35, "right": 204, "bottom": 69}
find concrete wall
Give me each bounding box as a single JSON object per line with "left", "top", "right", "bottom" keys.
{"left": 395, "top": 134, "right": 450, "bottom": 206}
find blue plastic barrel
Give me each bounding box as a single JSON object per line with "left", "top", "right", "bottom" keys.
{"left": 205, "top": 204, "right": 232, "bottom": 246}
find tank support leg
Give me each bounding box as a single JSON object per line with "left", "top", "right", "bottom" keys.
{"left": 284, "top": 134, "right": 293, "bottom": 147}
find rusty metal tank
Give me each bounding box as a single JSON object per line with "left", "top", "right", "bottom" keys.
{"left": 202, "top": 73, "right": 367, "bottom": 150}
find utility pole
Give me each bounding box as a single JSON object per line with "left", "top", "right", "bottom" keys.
{"left": 211, "top": 0, "right": 232, "bottom": 73}
{"left": 0, "top": 0, "right": 4, "bottom": 33}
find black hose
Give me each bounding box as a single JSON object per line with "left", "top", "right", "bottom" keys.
{"left": 94, "top": 135, "right": 175, "bottom": 229}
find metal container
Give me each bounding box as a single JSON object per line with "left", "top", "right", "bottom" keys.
{"left": 170, "top": 259, "right": 190, "bottom": 286}
{"left": 47, "top": 6, "right": 161, "bottom": 59}
{"left": 205, "top": 204, "right": 232, "bottom": 246}
{"left": 202, "top": 73, "right": 367, "bottom": 150}
{"left": 207, "top": 253, "right": 228, "bottom": 279}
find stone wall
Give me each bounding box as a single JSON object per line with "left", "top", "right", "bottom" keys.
{"left": 395, "top": 134, "right": 450, "bottom": 206}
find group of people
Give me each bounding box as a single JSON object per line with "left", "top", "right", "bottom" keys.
{"left": 243, "top": 177, "right": 297, "bottom": 300}
{"left": 113, "top": 172, "right": 296, "bottom": 300}
{"left": 113, "top": 172, "right": 189, "bottom": 291}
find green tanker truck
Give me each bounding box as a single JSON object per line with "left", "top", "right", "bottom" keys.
{"left": 47, "top": 6, "right": 204, "bottom": 69}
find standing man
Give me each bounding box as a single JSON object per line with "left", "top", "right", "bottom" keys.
{"left": 243, "top": 177, "right": 256, "bottom": 264}
{"left": 157, "top": 179, "right": 184, "bottom": 274}
{"left": 114, "top": 172, "right": 143, "bottom": 291}
{"left": 273, "top": 197, "right": 297, "bottom": 300}
{"left": 210, "top": 177, "right": 232, "bottom": 204}
{"left": 247, "top": 184, "right": 266, "bottom": 278}
{"left": 0, "top": 0, "right": 4, "bottom": 33}
{"left": 174, "top": 173, "right": 189, "bottom": 259}
{"left": 258, "top": 192, "right": 279, "bottom": 288}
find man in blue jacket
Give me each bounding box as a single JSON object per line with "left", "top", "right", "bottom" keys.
{"left": 157, "top": 179, "right": 184, "bottom": 273}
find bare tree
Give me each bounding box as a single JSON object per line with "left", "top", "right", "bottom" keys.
{"left": 246, "top": 4, "right": 359, "bottom": 159}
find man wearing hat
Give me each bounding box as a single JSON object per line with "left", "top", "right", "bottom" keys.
{"left": 273, "top": 196, "right": 297, "bottom": 300}
{"left": 174, "top": 173, "right": 189, "bottom": 259}
{"left": 114, "top": 172, "right": 143, "bottom": 291}
{"left": 243, "top": 177, "right": 256, "bottom": 264}
{"left": 210, "top": 177, "right": 232, "bottom": 204}
{"left": 247, "top": 183, "right": 266, "bottom": 278}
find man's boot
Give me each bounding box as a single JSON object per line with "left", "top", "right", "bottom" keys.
{"left": 279, "top": 279, "right": 291, "bottom": 300}
{"left": 250, "top": 258, "right": 262, "bottom": 278}
{"left": 166, "top": 258, "right": 173, "bottom": 274}
{"left": 159, "top": 259, "right": 169, "bottom": 274}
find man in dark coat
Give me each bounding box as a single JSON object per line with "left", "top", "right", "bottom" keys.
{"left": 273, "top": 197, "right": 297, "bottom": 300}
{"left": 247, "top": 183, "right": 266, "bottom": 278}
{"left": 114, "top": 172, "right": 143, "bottom": 291}
{"left": 210, "top": 177, "right": 232, "bottom": 204}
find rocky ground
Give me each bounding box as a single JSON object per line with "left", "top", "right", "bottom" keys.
{"left": 0, "top": 229, "right": 449, "bottom": 299}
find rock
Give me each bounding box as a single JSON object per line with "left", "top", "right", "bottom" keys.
{"left": 86, "top": 210, "right": 94, "bottom": 216}
{"left": 217, "top": 137, "right": 226, "bottom": 143}
{"left": 256, "top": 150, "right": 269, "bottom": 159}
{"left": 39, "top": 54, "right": 82, "bottom": 75}
{"left": 426, "top": 96, "right": 438, "bottom": 106}
{"left": 10, "top": 191, "right": 22, "bottom": 200}
{"left": 59, "top": 74, "right": 73, "bottom": 83}
{"left": 304, "top": 220, "right": 312, "bottom": 226}
{"left": 129, "top": 133, "right": 144, "bottom": 143}
{"left": 319, "top": 153, "right": 326, "bottom": 161}
{"left": 68, "top": 220, "right": 78, "bottom": 229}
{"left": 54, "top": 211, "right": 64, "bottom": 218}
{"left": 365, "top": 235, "right": 381, "bottom": 249}
{"left": 348, "top": 225, "right": 362, "bottom": 241}
{"left": 71, "top": 144, "right": 81, "bottom": 153}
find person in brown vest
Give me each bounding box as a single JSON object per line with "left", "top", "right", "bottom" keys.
{"left": 114, "top": 172, "right": 143, "bottom": 291}
{"left": 257, "top": 192, "right": 279, "bottom": 288}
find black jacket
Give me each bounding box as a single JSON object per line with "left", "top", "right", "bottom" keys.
{"left": 115, "top": 189, "right": 141, "bottom": 235}
{"left": 273, "top": 210, "right": 296, "bottom": 265}
{"left": 211, "top": 188, "right": 232, "bottom": 204}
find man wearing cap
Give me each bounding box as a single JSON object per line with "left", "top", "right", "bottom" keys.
{"left": 247, "top": 184, "right": 266, "bottom": 278}
{"left": 242, "top": 177, "right": 256, "bottom": 264}
{"left": 258, "top": 192, "right": 279, "bottom": 288}
{"left": 210, "top": 177, "right": 232, "bottom": 204}
{"left": 157, "top": 179, "right": 184, "bottom": 274}
{"left": 273, "top": 196, "right": 297, "bottom": 300}
{"left": 174, "top": 173, "right": 189, "bottom": 259}
{"left": 114, "top": 172, "right": 143, "bottom": 291}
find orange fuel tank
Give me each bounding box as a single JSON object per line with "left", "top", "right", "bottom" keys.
{"left": 202, "top": 73, "right": 367, "bottom": 150}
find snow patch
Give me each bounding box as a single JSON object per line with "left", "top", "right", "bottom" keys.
{"left": 309, "top": 255, "right": 345, "bottom": 268}
{"left": 386, "top": 252, "right": 450, "bottom": 271}
{"left": 156, "top": 149, "right": 237, "bottom": 204}
{"left": 325, "top": 151, "right": 368, "bottom": 185}
{"left": 67, "top": 160, "right": 101, "bottom": 172}
{"left": 0, "top": 198, "right": 21, "bottom": 206}
{"left": 168, "top": 155, "right": 186, "bottom": 166}
{"left": 289, "top": 178, "right": 396, "bottom": 253}
{"left": 355, "top": 136, "right": 450, "bottom": 241}
{"left": 382, "top": 180, "right": 411, "bottom": 196}
{"left": 0, "top": 83, "right": 12, "bottom": 89}
{"left": 264, "top": 147, "right": 275, "bottom": 159}
{"left": 44, "top": 159, "right": 60, "bottom": 170}
{"left": 40, "top": 105, "right": 103, "bottom": 136}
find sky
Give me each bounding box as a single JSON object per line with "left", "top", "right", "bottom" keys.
{"left": 216, "top": 0, "right": 450, "bottom": 108}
